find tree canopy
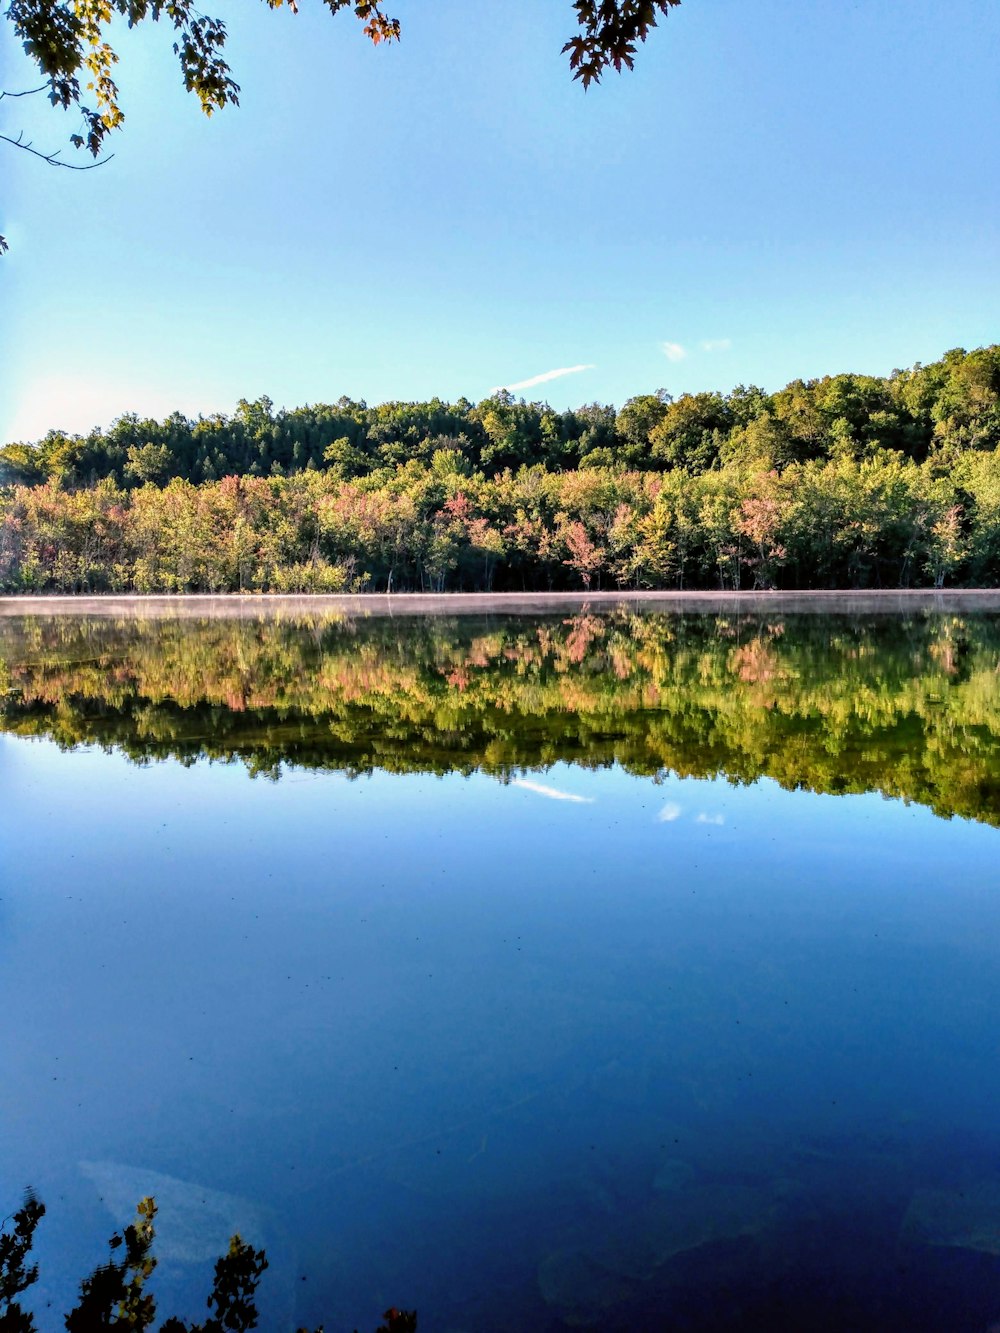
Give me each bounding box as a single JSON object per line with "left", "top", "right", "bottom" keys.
{"left": 4, "top": 346, "right": 998, "bottom": 492}
{"left": 3, "top": 0, "right": 679, "bottom": 159}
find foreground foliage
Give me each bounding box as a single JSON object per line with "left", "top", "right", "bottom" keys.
{"left": 1, "top": 348, "right": 998, "bottom": 593}
{"left": 4, "top": 0, "right": 673, "bottom": 181}
{"left": 0, "top": 1192, "right": 415, "bottom": 1333}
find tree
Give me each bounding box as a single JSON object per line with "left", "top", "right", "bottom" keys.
{"left": 125, "top": 442, "right": 174, "bottom": 486}
{"left": 649, "top": 391, "right": 733, "bottom": 472}
{"left": 615, "top": 392, "right": 671, "bottom": 464}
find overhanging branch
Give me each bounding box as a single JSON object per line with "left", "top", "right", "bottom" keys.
{"left": 0, "top": 85, "right": 48, "bottom": 100}
{"left": 0, "top": 130, "right": 113, "bottom": 169}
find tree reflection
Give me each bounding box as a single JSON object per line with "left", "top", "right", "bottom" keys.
{"left": 0, "top": 1192, "right": 416, "bottom": 1333}
{"left": 1, "top": 609, "right": 999, "bottom": 825}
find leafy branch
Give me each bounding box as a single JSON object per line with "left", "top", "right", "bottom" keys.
{"left": 0, "top": 82, "right": 113, "bottom": 254}
{"left": 564, "top": 0, "right": 682, "bottom": 87}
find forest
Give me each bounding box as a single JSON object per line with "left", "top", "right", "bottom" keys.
{"left": 1, "top": 345, "right": 999, "bottom": 593}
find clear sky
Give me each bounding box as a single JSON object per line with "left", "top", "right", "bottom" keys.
{"left": 2, "top": 0, "right": 998, "bottom": 443}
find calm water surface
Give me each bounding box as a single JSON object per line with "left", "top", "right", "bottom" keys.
{"left": 2, "top": 605, "right": 1000, "bottom": 1331}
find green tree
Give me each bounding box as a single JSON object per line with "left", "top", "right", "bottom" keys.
{"left": 125, "top": 443, "right": 173, "bottom": 486}
{"left": 615, "top": 392, "right": 670, "bottom": 465}
{"left": 649, "top": 392, "right": 733, "bottom": 472}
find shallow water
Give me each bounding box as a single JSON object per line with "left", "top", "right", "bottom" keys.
{"left": 2, "top": 606, "right": 1000, "bottom": 1331}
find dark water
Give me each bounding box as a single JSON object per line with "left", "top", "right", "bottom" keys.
{"left": 2, "top": 605, "right": 1000, "bottom": 1331}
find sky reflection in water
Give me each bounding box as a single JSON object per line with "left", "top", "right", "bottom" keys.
{"left": 2, "top": 609, "right": 1000, "bottom": 1331}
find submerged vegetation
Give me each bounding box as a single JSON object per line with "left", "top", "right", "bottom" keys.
{"left": 1, "top": 347, "right": 999, "bottom": 593}
{"left": 2, "top": 609, "right": 998, "bottom": 826}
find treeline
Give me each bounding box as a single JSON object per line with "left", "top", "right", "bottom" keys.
{"left": 4, "top": 346, "right": 999, "bottom": 488}
{"left": 2, "top": 449, "right": 1000, "bottom": 592}
{"left": 1, "top": 346, "right": 998, "bottom": 593}
{"left": 3, "top": 611, "right": 998, "bottom": 825}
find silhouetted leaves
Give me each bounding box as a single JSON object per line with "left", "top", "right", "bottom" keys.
{"left": 564, "top": 0, "right": 681, "bottom": 87}
{"left": 0, "top": 1191, "right": 44, "bottom": 1333}
{"left": 373, "top": 1311, "right": 417, "bottom": 1333}
{"left": 1, "top": 1192, "right": 413, "bottom": 1333}
{"left": 65, "top": 1196, "right": 157, "bottom": 1331}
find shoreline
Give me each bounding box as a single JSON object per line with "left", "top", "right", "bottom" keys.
{"left": 3, "top": 589, "right": 1000, "bottom": 618}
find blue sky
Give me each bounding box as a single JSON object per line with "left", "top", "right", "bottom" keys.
{"left": 3, "top": 0, "right": 998, "bottom": 443}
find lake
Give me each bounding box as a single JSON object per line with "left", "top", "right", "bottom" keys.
{"left": 3, "top": 595, "right": 1000, "bottom": 1331}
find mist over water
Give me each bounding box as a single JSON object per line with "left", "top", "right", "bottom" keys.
{"left": 3, "top": 605, "right": 1000, "bottom": 1330}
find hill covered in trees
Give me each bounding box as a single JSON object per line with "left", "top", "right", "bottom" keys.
{"left": 5, "top": 346, "right": 999, "bottom": 487}
{"left": 1, "top": 346, "right": 999, "bottom": 592}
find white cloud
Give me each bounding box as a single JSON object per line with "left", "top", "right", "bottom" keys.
{"left": 512, "top": 778, "right": 595, "bottom": 804}
{"left": 696, "top": 812, "right": 725, "bottom": 826}
{"left": 700, "top": 338, "right": 732, "bottom": 353}
{"left": 492, "top": 364, "right": 595, "bottom": 394}
{"left": 661, "top": 341, "right": 687, "bottom": 363}
{"left": 658, "top": 802, "right": 683, "bottom": 822}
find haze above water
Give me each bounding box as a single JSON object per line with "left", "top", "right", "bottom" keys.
{"left": 3, "top": 604, "right": 1000, "bottom": 1331}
